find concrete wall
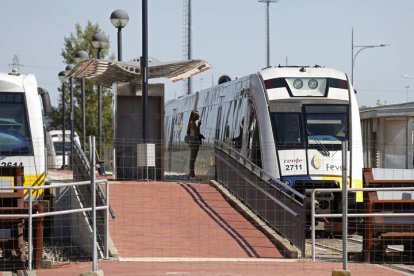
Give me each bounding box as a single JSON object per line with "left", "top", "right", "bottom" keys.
{"left": 114, "top": 83, "right": 164, "bottom": 180}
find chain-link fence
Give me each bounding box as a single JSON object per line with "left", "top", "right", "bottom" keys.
{"left": 1, "top": 137, "right": 414, "bottom": 274}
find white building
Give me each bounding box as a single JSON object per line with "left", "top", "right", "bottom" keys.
{"left": 360, "top": 102, "right": 414, "bottom": 169}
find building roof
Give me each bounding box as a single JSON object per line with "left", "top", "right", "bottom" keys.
{"left": 360, "top": 102, "right": 414, "bottom": 119}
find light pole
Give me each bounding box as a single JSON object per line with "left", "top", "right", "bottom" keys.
{"left": 65, "top": 64, "right": 75, "bottom": 169}
{"left": 75, "top": 50, "right": 89, "bottom": 149}
{"left": 58, "top": 71, "right": 66, "bottom": 169}
{"left": 186, "top": 0, "right": 192, "bottom": 95}
{"left": 142, "top": 0, "right": 149, "bottom": 142}
{"left": 351, "top": 28, "right": 389, "bottom": 85}
{"left": 110, "top": 9, "right": 129, "bottom": 61}
{"left": 92, "top": 33, "right": 109, "bottom": 157}
{"left": 401, "top": 76, "right": 414, "bottom": 103}
{"left": 258, "top": 0, "right": 279, "bottom": 68}
{"left": 406, "top": 85, "right": 411, "bottom": 103}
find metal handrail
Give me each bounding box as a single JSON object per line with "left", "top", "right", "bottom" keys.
{"left": 0, "top": 178, "right": 109, "bottom": 269}
{"left": 214, "top": 152, "right": 299, "bottom": 217}
{"left": 73, "top": 140, "right": 115, "bottom": 219}
{"left": 310, "top": 186, "right": 414, "bottom": 261}
{"left": 214, "top": 139, "right": 306, "bottom": 200}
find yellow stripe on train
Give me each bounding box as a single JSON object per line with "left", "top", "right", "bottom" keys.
{"left": 23, "top": 173, "right": 46, "bottom": 197}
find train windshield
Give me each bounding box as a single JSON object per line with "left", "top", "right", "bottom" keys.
{"left": 0, "top": 92, "right": 32, "bottom": 155}
{"left": 53, "top": 142, "right": 71, "bottom": 155}
{"left": 271, "top": 105, "right": 348, "bottom": 148}
{"left": 304, "top": 105, "right": 348, "bottom": 144}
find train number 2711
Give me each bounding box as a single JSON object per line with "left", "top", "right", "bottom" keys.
{"left": 285, "top": 164, "right": 303, "bottom": 171}
{"left": 0, "top": 162, "right": 23, "bottom": 167}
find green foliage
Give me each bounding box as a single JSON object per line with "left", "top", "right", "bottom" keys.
{"left": 48, "top": 21, "right": 113, "bottom": 151}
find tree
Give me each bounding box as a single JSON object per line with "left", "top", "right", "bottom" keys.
{"left": 48, "top": 21, "right": 113, "bottom": 153}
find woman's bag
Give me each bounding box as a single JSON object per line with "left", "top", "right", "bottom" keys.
{"left": 184, "top": 135, "right": 191, "bottom": 144}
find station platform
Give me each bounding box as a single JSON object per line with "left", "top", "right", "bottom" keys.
{"left": 35, "top": 180, "right": 407, "bottom": 276}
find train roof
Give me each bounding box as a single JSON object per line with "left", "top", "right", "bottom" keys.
{"left": 259, "top": 66, "right": 348, "bottom": 80}
{"left": 0, "top": 71, "right": 37, "bottom": 91}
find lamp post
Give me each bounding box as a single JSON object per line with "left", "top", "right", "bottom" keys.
{"left": 142, "top": 0, "right": 149, "bottom": 142}
{"left": 110, "top": 9, "right": 129, "bottom": 61}
{"left": 75, "top": 50, "right": 89, "bottom": 149}
{"left": 258, "top": 0, "right": 279, "bottom": 68}
{"left": 65, "top": 64, "right": 75, "bottom": 169}
{"left": 186, "top": 0, "right": 192, "bottom": 95}
{"left": 405, "top": 85, "right": 411, "bottom": 103}
{"left": 351, "top": 28, "right": 389, "bottom": 85}
{"left": 58, "top": 71, "right": 66, "bottom": 169}
{"left": 92, "top": 33, "right": 109, "bottom": 157}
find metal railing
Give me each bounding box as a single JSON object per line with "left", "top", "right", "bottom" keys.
{"left": 310, "top": 186, "right": 414, "bottom": 262}
{"left": 0, "top": 178, "right": 109, "bottom": 271}
{"left": 214, "top": 140, "right": 307, "bottom": 255}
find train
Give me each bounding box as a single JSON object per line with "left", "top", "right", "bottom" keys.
{"left": 0, "top": 68, "right": 50, "bottom": 197}
{"left": 47, "top": 130, "right": 80, "bottom": 169}
{"left": 165, "top": 65, "right": 364, "bottom": 218}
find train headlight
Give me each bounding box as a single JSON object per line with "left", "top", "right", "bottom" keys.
{"left": 308, "top": 79, "right": 318, "bottom": 89}
{"left": 293, "top": 79, "right": 303, "bottom": 89}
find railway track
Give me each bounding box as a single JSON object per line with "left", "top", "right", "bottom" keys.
{"left": 307, "top": 236, "right": 414, "bottom": 275}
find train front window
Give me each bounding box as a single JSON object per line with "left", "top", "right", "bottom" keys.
{"left": 304, "top": 105, "right": 348, "bottom": 144}
{"left": 271, "top": 113, "right": 303, "bottom": 146}
{"left": 0, "top": 92, "right": 32, "bottom": 155}
{"left": 53, "top": 142, "right": 71, "bottom": 155}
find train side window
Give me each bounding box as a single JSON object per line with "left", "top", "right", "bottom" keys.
{"left": 215, "top": 106, "right": 222, "bottom": 141}
{"left": 247, "top": 109, "right": 262, "bottom": 168}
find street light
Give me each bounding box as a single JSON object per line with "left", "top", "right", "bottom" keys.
{"left": 110, "top": 9, "right": 129, "bottom": 61}
{"left": 65, "top": 64, "right": 75, "bottom": 169}
{"left": 401, "top": 75, "right": 414, "bottom": 103}
{"left": 92, "top": 33, "right": 109, "bottom": 157}
{"left": 351, "top": 28, "right": 389, "bottom": 85}
{"left": 58, "top": 71, "right": 66, "bottom": 169}
{"left": 406, "top": 85, "right": 410, "bottom": 103}
{"left": 258, "top": 0, "right": 279, "bottom": 68}
{"left": 401, "top": 74, "right": 414, "bottom": 80}
{"left": 75, "top": 50, "right": 89, "bottom": 149}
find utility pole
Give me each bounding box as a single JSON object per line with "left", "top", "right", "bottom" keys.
{"left": 183, "top": 0, "right": 192, "bottom": 94}
{"left": 258, "top": 0, "right": 279, "bottom": 68}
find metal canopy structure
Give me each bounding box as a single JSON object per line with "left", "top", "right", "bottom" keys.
{"left": 67, "top": 58, "right": 211, "bottom": 87}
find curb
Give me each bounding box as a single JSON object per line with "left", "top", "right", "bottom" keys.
{"left": 107, "top": 235, "right": 119, "bottom": 260}
{"left": 209, "top": 180, "right": 301, "bottom": 258}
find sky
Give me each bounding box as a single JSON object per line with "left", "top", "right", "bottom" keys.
{"left": 0, "top": 0, "right": 413, "bottom": 107}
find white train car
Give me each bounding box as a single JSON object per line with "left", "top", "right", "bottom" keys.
{"left": 165, "top": 65, "right": 364, "bottom": 214}
{"left": 0, "top": 69, "right": 50, "bottom": 197}
{"left": 47, "top": 130, "right": 80, "bottom": 169}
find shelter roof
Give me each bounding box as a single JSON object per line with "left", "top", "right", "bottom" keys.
{"left": 67, "top": 58, "right": 211, "bottom": 87}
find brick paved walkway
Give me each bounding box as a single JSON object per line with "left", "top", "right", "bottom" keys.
{"left": 35, "top": 181, "right": 407, "bottom": 275}
{"left": 108, "top": 181, "right": 283, "bottom": 259}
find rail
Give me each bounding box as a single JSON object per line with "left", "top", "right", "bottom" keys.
{"left": 214, "top": 140, "right": 306, "bottom": 255}
{"left": 310, "top": 187, "right": 414, "bottom": 261}
{"left": 0, "top": 178, "right": 110, "bottom": 271}
{"left": 73, "top": 139, "right": 115, "bottom": 219}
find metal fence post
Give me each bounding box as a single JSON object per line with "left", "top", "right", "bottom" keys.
{"left": 105, "top": 180, "right": 109, "bottom": 259}
{"left": 342, "top": 141, "right": 348, "bottom": 270}
{"left": 90, "top": 136, "right": 98, "bottom": 271}
{"left": 311, "top": 190, "right": 316, "bottom": 261}
{"left": 28, "top": 188, "right": 33, "bottom": 270}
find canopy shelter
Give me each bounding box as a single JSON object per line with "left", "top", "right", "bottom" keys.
{"left": 67, "top": 57, "right": 211, "bottom": 87}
